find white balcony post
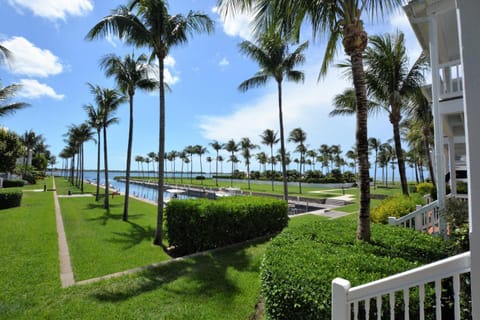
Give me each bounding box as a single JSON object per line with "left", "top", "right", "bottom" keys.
{"left": 457, "top": 0, "right": 480, "bottom": 318}
{"left": 332, "top": 278, "right": 351, "bottom": 320}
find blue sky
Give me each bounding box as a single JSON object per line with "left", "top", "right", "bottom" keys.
{"left": 0, "top": 0, "right": 422, "bottom": 171}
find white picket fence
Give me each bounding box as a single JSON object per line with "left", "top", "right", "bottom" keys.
{"left": 388, "top": 200, "right": 441, "bottom": 234}
{"left": 331, "top": 251, "right": 471, "bottom": 319}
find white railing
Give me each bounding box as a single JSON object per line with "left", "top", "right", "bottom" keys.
{"left": 331, "top": 251, "right": 471, "bottom": 319}
{"left": 439, "top": 60, "right": 463, "bottom": 100}
{"left": 388, "top": 200, "right": 441, "bottom": 234}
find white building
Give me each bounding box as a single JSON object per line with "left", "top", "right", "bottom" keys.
{"left": 331, "top": 0, "right": 479, "bottom": 318}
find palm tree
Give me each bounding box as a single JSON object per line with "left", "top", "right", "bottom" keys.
{"left": 345, "top": 147, "right": 358, "bottom": 176}
{"left": 364, "top": 31, "right": 427, "bottom": 195}
{"left": 84, "top": 103, "right": 103, "bottom": 201}
{"left": 178, "top": 151, "right": 188, "bottom": 183}
{"left": 306, "top": 149, "right": 317, "bottom": 171}
{"left": 147, "top": 151, "right": 157, "bottom": 174}
{"left": 288, "top": 127, "right": 307, "bottom": 194}
{"left": 406, "top": 89, "right": 435, "bottom": 185}
{"left": 167, "top": 150, "right": 178, "bottom": 182}
{"left": 20, "top": 130, "right": 44, "bottom": 174}
{"left": 368, "top": 137, "right": 382, "bottom": 189}
{"left": 206, "top": 156, "right": 213, "bottom": 176}
{"left": 319, "top": 144, "right": 331, "bottom": 174}
{"left": 260, "top": 129, "right": 279, "bottom": 192}
{"left": 218, "top": 155, "right": 224, "bottom": 174}
{"left": 184, "top": 145, "right": 195, "bottom": 183}
{"left": 223, "top": 139, "right": 239, "bottom": 187}
{"left": 0, "top": 44, "right": 11, "bottom": 65}
{"left": 256, "top": 151, "right": 268, "bottom": 173}
{"left": 65, "top": 123, "right": 94, "bottom": 193}
{"left": 87, "top": 0, "right": 214, "bottom": 245}
{"left": 88, "top": 83, "right": 124, "bottom": 209}
{"left": 0, "top": 82, "right": 30, "bottom": 118}
{"left": 135, "top": 155, "right": 145, "bottom": 179}
{"left": 194, "top": 144, "right": 208, "bottom": 184}
{"left": 101, "top": 52, "right": 157, "bottom": 220}
{"left": 209, "top": 140, "right": 224, "bottom": 186}
{"left": 219, "top": 0, "right": 404, "bottom": 241}
{"left": 379, "top": 142, "right": 394, "bottom": 186}
{"left": 238, "top": 31, "right": 307, "bottom": 201}
{"left": 240, "top": 137, "right": 258, "bottom": 189}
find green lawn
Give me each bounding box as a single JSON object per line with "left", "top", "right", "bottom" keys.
{"left": 0, "top": 175, "right": 414, "bottom": 319}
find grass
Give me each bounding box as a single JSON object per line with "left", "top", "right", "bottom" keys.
{"left": 0, "top": 175, "right": 417, "bottom": 319}
{"left": 3, "top": 176, "right": 310, "bottom": 319}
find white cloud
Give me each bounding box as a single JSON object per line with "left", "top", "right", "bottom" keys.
{"left": 390, "top": 11, "right": 412, "bottom": 30}
{"left": 219, "top": 57, "right": 229, "bottom": 67}
{"left": 164, "top": 55, "right": 176, "bottom": 68}
{"left": 7, "top": 0, "right": 93, "bottom": 21}
{"left": 212, "top": 5, "right": 255, "bottom": 40}
{"left": 198, "top": 62, "right": 394, "bottom": 155}
{"left": 164, "top": 69, "right": 180, "bottom": 86}
{"left": 17, "top": 79, "right": 65, "bottom": 100}
{"left": 0, "top": 36, "right": 63, "bottom": 77}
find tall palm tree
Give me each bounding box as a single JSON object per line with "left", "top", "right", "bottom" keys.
{"left": 87, "top": 0, "right": 214, "bottom": 245}
{"left": 238, "top": 30, "right": 307, "bottom": 201}
{"left": 184, "top": 145, "right": 195, "bottom": 183}
{"left": 135, "top": 155, "right": 145, "bottom": 179}
{"left": 20, "top": 130, "right": 44, "bottom": 174}
{"left": 256, "top": 151, "right": 268, "bottom": 173}
{"left": 206, "top": 156, "right": 213, "bottom": 176}
{"left": 319, "top": 144, "right": 331, "bottom": 174}
{"left": 368, "top": 137, "right": 381, "bottom": 189}
{"left": 88, "top": 83, "right": 124, "bottom": 209}
{"left": 167, "top": 150, "right": 178, "bottom": 182}
{"left": 209, "top": 140, "right": 223, "bottom": 186}
{"left": 0, "top": 82, "right": 30, "bottom": 118}
{"left": 219, "top": 0, "right": 404, "bottom": 241}
{"left": 364, "top": 31, "right": 427, "bottom": 195}
{"left": 260, "top": 129, "right": 279, "bottom": 192}
{"left": 223, "top": 139, "right": 239, "bottom": 187}
{"left": 100, "top": 52, "right": 157, "bottom": 221}
{"left": 0, "top": 44, "right": 11, "bottom": 65}
{"left": 345, "top": 147, "right": 358, "bottom": 176}
{"left": 84, "top": 103, "right": 103, "bottom": 201}
{"left": 306, "top": 149, "right": 317, "bottom": 171}
{"left": 288, "top": 127, "right": 307, "bottom": 194}
{"left": 240, "top": 137, "right": 258, "bottom": 189}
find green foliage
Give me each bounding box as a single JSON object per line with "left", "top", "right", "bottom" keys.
{"left": 0, "top": 129, "right": 23, "bottom": 173}
{"left": 2, "top": 179, "right": 25, "bottom": 188}
{"left": 261, "top": 219, "right": 453, "bottom": 320}
{"left": 371, "top": 194, "right": 424, "bottom": 224}
{"left": 166, "top": 196, "right": 289, "bottom": 255}
{"left": 416, "top": 182, "right": 434, "bottom": 196}
{"left": 0, "top": 188, "right": 22, "bottom": 209}
{"left": 195, "top": 175, "right": 205, "bottom": 180}
{"left": 445, "top": 197, "right": 469, "bottom": 253}
{"left": 457, "top": 181, "right": 468, "bottom": 194}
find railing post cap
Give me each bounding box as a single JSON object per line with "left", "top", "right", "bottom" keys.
{"left": 332, "top": 277, "right": 351, "bottom": 289}
{"left": 388, "top": 217, "right": 397, "bottom": 224}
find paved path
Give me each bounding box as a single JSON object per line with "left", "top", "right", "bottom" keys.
{"left": 52, "top": 177, "right": 75, "bottom": 288}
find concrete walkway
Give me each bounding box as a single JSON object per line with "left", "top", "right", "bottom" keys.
{"left": 52, "top": 177, "right": 75, "bottom": 288}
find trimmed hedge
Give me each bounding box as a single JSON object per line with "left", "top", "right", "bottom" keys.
{"left": 2, "top": 180, "right": 25, "bottom": 188}
{"left": 0, "top": 189, "right": 23, "bottom": 209}
{"left": 261, "top": 219, "right": 454, "bottom": 319}
{"left": 165, "top": 196, "right": 288, "bottom": 255}
{"left": 371, "top": 194, "right": 424, "bottom": 224}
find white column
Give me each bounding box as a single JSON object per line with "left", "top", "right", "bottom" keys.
{"left": 456, "top": 0, "right": 480, "bottom": 318}
{"left": 331, "top": 278, "right": 351, "bottom": 320}
{"left": 429, "top": 16, "right": 446, "bottom": 210}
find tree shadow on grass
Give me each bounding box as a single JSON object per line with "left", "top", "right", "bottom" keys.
{"left": 90, "top": 238, "right": 269, "bottom": 305}
{"left": 107, "top": 220, "right": 156, "bottom": 249}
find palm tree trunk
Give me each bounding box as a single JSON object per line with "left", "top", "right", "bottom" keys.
{"left": 95, "top": 130, "right": 101, "bottom": 201}
{"left": 81, "top": 144, "right": 84, "bottom": 193}
{"left": 154, "top": 56, "right": 165, "bottom": 246}
{"left": 277, "top": 81, "right": 289, "bottom": 201}
{"left": 373, "top": 151, "right": 378, "bottom": 190}
{"left": 392, "top": 118, "right": 409, "bottom": 195}
{"left": 270, "top": 146, "right": 274, "bottom": 192}
{"left": 215, "top": 151, "right": 219, "bottom": 187}
{"left": 103, "top": 126, "right": 109, "bottom": 209}
{"left": 123, "top": 94, "right": 134, "bottom": 221}
{"left": 351, "top": 50, "right": 371, "bottom": 242}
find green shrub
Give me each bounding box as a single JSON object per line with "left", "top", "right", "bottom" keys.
{"left": 22, "top": 173, "right": 37, "bottom": 184}
{"left": 165, "top": 196, "right": 288, "bottom": 255}
{"left": 2, "top": 180, "right": 25, "bottom": 188}
{"left": 195, "top": 175, "right": 205, "bottom": 180}
{"left": 457, "top": 181, "right": 468, "bottom": 194}
{"left": 416, "top": 182, "right": 434, "bottom": 196}
{"left": 371, "top": 194, "right": 424, "bottom": 224}
{"left": 261, "top": 219, "right": 453, "bottom": 320}
{"left": 0, "top": 189, "right": 23, "bottom": 209}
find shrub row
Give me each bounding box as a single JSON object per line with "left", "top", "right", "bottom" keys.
{"left": 2, "top": 180, "right": 25, "bottom": 188}
{"left": 261, "top": 219, "right": 454, "bottom": 319}
{"left": 165, "top": 196, "right": 288, "bottom": 255}
{"left": 0, "top": 188, "right": 23, "bottom": 209}
{"left": 371, "top": 193, "right": 424, "bottom": 224}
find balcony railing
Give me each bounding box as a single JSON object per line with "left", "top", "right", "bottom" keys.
{"left": 388, "top": 200, "right": 441, "bottom": 234}
{"left": 331, "top": 251, "right": 471, "bottom": 319}
{"left": 439, "top": 60, "right": 463, "bottom": 100}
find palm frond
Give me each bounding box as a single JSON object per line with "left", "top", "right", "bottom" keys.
{"left": 238, "top": 74, "right": 269, "bottom": 92}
